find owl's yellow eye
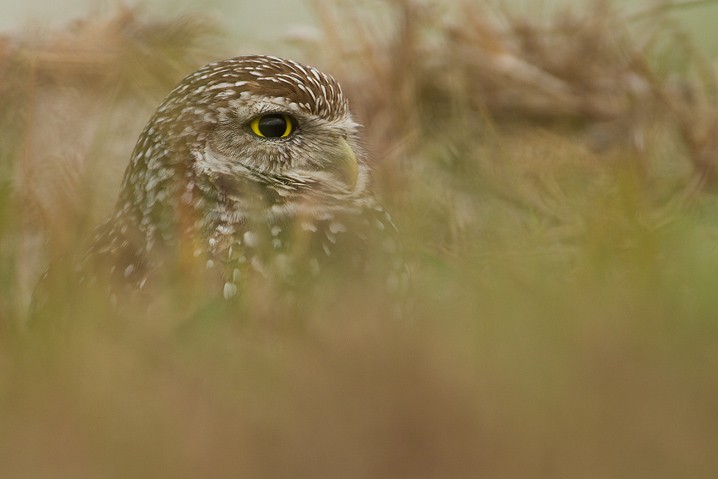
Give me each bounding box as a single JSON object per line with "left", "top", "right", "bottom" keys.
{"left": 250, "top": 113, "right": 295, "bottom": 139}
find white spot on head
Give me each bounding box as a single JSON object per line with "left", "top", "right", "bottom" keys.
{"left": 205, "top": 82, "right": 233, "bottom": 91}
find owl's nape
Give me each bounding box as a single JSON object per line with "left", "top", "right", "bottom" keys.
{"left": 66, "top": 55, "right": 406, "bottom": 304}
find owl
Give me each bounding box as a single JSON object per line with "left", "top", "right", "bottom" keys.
{"left": 77, "top": 55, "right": 403, "bottom": 302}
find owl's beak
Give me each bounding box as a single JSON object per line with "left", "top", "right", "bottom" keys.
{"left": 330, "top": 138, "right": 359, "bottom": 190}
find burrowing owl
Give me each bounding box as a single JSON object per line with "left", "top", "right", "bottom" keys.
{"left": 80, "top": 55, "right": 402, "bottom": 300}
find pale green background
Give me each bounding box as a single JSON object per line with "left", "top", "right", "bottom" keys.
{"left": 1, "top": 0, "right": 717, "bottom": 54}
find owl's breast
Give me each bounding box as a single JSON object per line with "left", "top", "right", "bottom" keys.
{"left": 203, "top": 201, "right": 403, "bottom": 298}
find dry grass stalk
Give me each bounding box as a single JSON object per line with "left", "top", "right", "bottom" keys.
{"left": 299, "top": 0, "right": 718, "bottom": 192}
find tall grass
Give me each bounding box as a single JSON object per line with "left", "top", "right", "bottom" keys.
{"left": 1, "top": 1, "right": 718, "bottom": 477}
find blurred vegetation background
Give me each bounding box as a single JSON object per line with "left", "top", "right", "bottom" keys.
{"left": 2, "top": 0, "right": 718, "bottom": 477}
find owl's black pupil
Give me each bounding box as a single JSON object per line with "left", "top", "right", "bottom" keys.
{"left": 258, "top": 114, "right": 288, "bottom": 137}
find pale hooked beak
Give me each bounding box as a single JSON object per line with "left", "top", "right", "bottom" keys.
{"left": 329, "top": 137, "right": 359, "bottom": 190}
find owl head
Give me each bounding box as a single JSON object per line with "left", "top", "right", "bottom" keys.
{"left": 117, "top": 55, "right": 372, "bottom": 233}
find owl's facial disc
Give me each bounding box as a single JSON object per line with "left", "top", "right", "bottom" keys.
{"left": 205, "top": 97, "right": 362, "bottom": 192}
{"left": 244, "top": 110, "right": 358, "bottom": 189}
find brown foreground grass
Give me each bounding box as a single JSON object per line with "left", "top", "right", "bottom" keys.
{"left": 1, "top": 1, "right": 718, "bottom": 477}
